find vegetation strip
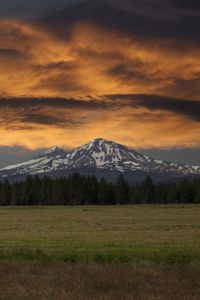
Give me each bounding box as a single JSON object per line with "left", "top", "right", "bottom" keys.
{"left": 0, "top": 174, "right": 200, "bottom": 205}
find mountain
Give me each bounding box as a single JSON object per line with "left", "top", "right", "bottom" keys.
{"left": 0, "top": 138, "right": 200, "bottom": 182}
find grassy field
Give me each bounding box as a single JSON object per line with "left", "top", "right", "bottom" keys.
{"left": 0, "top": 205, "right": 199, "bottom": 264}
{"left": 0, "top": 205, "right": 199, "bottom": 299}
{"left": 0, "top": 263, "right": 200, "bottom": 300}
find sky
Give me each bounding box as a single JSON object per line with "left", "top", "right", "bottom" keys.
{"left": 0, "top": 0, "right": 200, "bottom": 166}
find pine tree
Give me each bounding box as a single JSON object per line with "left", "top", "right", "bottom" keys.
{"left": 141, "top": 176, "right": 155, "bottom": 203}
{"left": 178, "top": 180, "right": 194, "bottom": 203}
{"left": 98, "top": 178, "right": 116, "bottom": 205}
{"left": 115, "top": 174, "right": 129, "bottom": 204}
{"left": 0, "top": 179, "right": 11, "bottom": 206}
{"left": 98, "top": 178, "right": 108, "bottom": 205}
{"left": 155, "top": 183, "right": 167, "bottom": 203}
{"left": 194, "top": 184, "right": 200, "bottom": 204}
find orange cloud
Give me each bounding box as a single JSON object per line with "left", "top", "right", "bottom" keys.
{"left": 0, "top": 18, "right": 200, "bottom": 149}
{"left": 0, "top": 19, "right": 200, "bottom": 98}
{"left": 0, "top": 95, "right": 199, "bottom": 150}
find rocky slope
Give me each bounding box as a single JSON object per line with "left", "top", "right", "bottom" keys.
{"left": 0, "top": 138, "right": 200, "bottom": 181}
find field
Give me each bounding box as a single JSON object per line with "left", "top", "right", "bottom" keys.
{"left": 0, "top": 205, "right": 200, "bottom": 264}
{"left": 0, "top": 263, "right": 200, "bottom": 300}
{"left": 0, "top": 205, "right": 200, "bottom": 299}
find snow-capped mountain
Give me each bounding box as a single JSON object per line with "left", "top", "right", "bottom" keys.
{"left": 0, "top": 138, "right": 200, "bottom": 181}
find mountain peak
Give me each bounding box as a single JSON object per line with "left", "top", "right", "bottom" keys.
{"left": 84, "top": 138, "right": 124, "bottom": 148}
{"left": 0, "top": 138, "right": 200, "bottom": 181}
{"left": 43, "top": 146, "right": 66, "bottom": 156}
{"left": 89, "top": 138, "right": 109, "bottom": 143}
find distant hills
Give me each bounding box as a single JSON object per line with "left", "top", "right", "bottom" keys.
{"left": 0, "top": 138, "right": 200, "bottom": 182}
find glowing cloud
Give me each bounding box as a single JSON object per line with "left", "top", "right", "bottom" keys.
{"left": 0, "top": 0, "right": 199, "bottom": 150}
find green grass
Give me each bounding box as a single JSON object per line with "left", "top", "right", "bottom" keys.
{"left": 0, "top": 205, "right": 199, "bottom": 265}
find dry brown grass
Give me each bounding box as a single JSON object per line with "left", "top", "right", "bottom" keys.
{"left": 0, "top": 263, "right": 199, "bottom": 300}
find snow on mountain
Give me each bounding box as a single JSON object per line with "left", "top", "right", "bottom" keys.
{"left": 43, "top": 146, "right": 66, "bottom": 156}
{"left": 0, "top": 147, "right": 66, "bottom": 176}
{"left": 0, "top": 138, "right": 200, "bottom": 179}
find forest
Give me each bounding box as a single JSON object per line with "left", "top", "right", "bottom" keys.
{"left": 0, "top": 174, "right": 199, "bottom": 205}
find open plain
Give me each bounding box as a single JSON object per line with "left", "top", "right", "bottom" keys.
{"left": 0, "top": 205, "right": 199, "bottom": 299}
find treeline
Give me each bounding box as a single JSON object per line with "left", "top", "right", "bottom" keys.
{"left": 0, "top": 174, "right": 200, "bottom": 205}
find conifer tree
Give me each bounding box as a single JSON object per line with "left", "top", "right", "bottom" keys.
{"left": 141, "top": 176, "right": 155, "bottom": 203}
{"left": 116, "top": 174, "right": 129, "bottom": 204}
{"left": 0, "top": 179, "right": 11, "bottom": 205}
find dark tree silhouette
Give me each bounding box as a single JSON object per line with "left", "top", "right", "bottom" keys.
{"left": 0, "top": 174, "right": 199, "bottom": 206}
{"left": 116, "top": 174, "right": 129, "bottom": 204}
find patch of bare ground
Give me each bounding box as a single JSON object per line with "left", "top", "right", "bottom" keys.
{"left": 0, "top": 263, "right": 199, "bottom": 300}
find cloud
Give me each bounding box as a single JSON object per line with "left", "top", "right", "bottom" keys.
{"left": 0, "top": 0, "right": 199, "bottom": 21}
{"left": 0, "top": 18, "right": 200, "bottom": 100}
{"left": 1, "top": 94, "right": 200, "bottom": 124}
{"left": 0, "top": 94, "right": 199, "bottom": 150}
{"left": 105, "top": 94, "right": 200, "bottom": 122}
{"left": 106, "top": 61, "right": 160, "bottom": 86}
{"left": 0, "top": 48, "right": 22, "bottom": 59}
{"left": 167, "top": 0, "right": 200, "bottom": 11}
{"left": 160, "top": 76, "right": 200, "bottom": 100}
{"left": 0, "top": 96, "right": 109, "bottom": 131}
{"left": 0, "top": 1, "right": 199, "bottom": 150}
{"left": 41, "top": 0, "right": 200, "bottom": 45}
{"left": 0, "top": 0, "right": 80, "bottom": 18}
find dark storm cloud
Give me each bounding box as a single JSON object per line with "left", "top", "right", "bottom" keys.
{"left": 1, "top": 1, "right": 199, "bottom": 45}
{"left": 167, "top": 0, "right": 200, "bottom": 11}
{"left": 0, "top": 0, "right": 80, "bottom": 18}
{"left": 0, "top": 48, "right": 22, "bottom": 59}
{"left": 40, "top": 0, "right": 200, "bottom": 45}
{"left": 107, "top": 62, "right": 158, "bottom": 85}
{"left": 0, "top": 97, "right": 108, "bottom": 129}
{"left": 105, "top": 94, "right": 200, "bottom": 122}
{"left": 0, "top": 94, "right": 200, "bottom": 130}
{"left": 0, "top": 97, "right": 107, "bottom": 109}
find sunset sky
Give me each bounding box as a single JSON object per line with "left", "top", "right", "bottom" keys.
{"left": 0, "top": 0, "right": 200, "bottom": 166}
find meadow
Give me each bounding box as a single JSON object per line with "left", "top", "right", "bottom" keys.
{"left": 0, "top": 205, "right": 199, "bottom": 264}
{"left": 0, "top": 205, "right": 199, "bottom": 299}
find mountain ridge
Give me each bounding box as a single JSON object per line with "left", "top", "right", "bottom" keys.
{"left": 0, "top": 138, "right": 200, "bottom": 182}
